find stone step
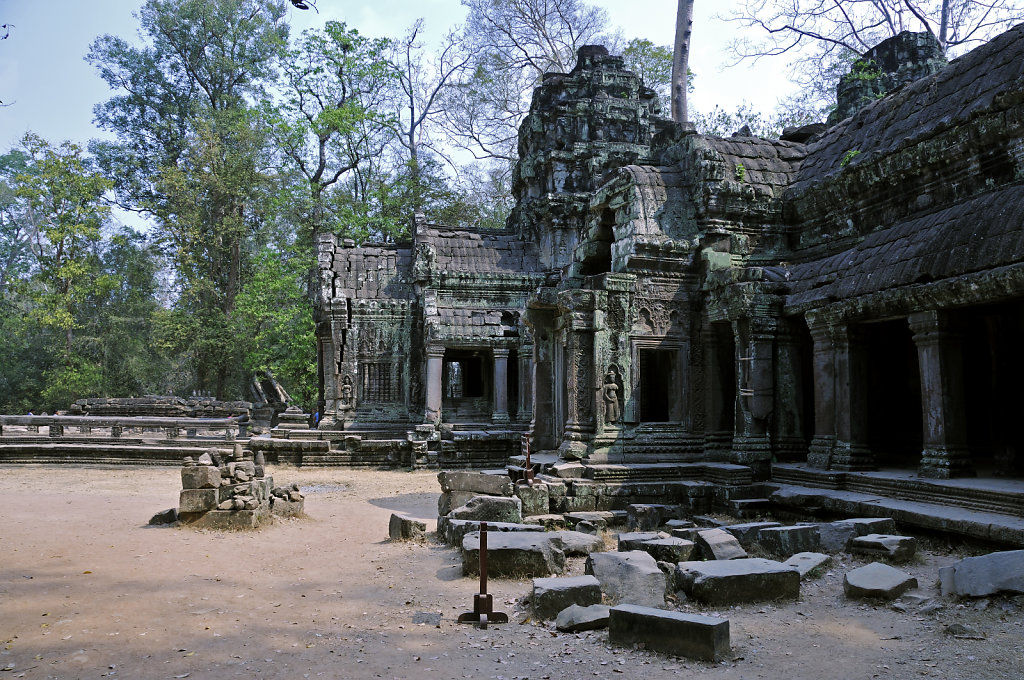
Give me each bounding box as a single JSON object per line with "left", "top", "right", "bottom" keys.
{"left": 727, "top": 498, "right": 772, "bottom": 518}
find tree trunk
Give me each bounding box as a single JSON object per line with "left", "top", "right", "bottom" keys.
{"left": 939, "top": 0, "right": 950, "bottom": 50}
{"left": 672, "top": 0, "right": 695, "bottom": 123}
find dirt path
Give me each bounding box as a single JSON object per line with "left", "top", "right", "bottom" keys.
{"left": 0, "top": 465, "right": 1020, "bottom": 680}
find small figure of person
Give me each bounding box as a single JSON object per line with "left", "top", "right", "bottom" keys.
{"left": 602, "top": 368, "right": 621, "bottom": 424}
{"left": 339, "top": 375, "right": 354, "bottom": 410}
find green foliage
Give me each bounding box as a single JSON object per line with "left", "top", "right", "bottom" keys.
{"left": 234, "top": 245, "right": 316, "bottom": 407}
{"left": 841, "top": 149, "right": 862, "bottom": 167}
{"left": 735, "top": 164, "right": 746, "bottom": 182}
{"left": 847, "top": 59, "right": 883, "bottom": 82}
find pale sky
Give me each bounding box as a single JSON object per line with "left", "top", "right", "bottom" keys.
{"left": 0, "top": 0, "right": 798, "bottom": 153}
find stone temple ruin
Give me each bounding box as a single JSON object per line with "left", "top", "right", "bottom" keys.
{"left": 311, "top": 23, "right": 1024, "bottom": 516}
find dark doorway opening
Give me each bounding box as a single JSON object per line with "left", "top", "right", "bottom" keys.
{"left": 865, "top": 319, "right": 922, "bottom": 467}
{"left": 443, "top": 349, "right": 492, "bottom": 422}
{"left": 640, "top": 348, "right": 675, "bottom": 422}
{"left": 962, "top": 300, "right": 1024, "bottom": 477}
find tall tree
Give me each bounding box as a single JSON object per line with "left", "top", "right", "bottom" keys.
{"left": 672, "top": 0, "right": 695, "bottom": 122}
{"left": 264, "top": 21, "right": 397, "bottom": 245}
{"left": 13, "top": 134, "right": 111, "bottom": 407}
{"left": 89, "top": 0, "right": 288, "bottom": 398}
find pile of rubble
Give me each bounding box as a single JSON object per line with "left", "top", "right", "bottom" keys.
{"left": 415, "top": 471, "right": 1024, "bottom": 662}
{"left": 169, "top": 445, "right": 304, "bottom": 529}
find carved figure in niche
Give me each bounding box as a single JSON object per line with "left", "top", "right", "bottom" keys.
{"left": 602, "top": 367, "right": 621, "bottom": 424}
{"left": 339, "top": 375, "right": 355, "bottom": 410}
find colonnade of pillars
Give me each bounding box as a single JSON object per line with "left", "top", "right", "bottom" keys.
{"left": 423, "top": 345, "right": 530, "bottom": 426}
{"left": 808, "top": 309, "right": 972, "bottom": 478}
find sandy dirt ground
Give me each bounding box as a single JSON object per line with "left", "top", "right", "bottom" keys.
{"left": 1, "top": 465, "right": 1021, "bottom": 680}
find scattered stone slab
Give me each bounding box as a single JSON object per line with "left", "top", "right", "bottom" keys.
{"left": 756, "top": 525, "right": 821, "bottom": 557}
{"left": 574, "top": 520, "right": 600, "bottom": 535}
{"left": 523, "top": 514, "right": 566, "bottom": 530}
{"left": 438, "top": 470, "right": 513, "bottom": 496}
{"left": 636, "top": 537, "right": 697, "bottom": 563}
{"left": 549, "top": 530, "right": 605, "bottom": 556}
{"left": 693, "top": 515, "right": 728, "bottom": 528}
{"left": 627, "top": 504, "right": 678, "bottom": 531}
{"left": 148, "top": 508, "right": 178, "bottom": 525}
{"left": 724, "top": 521, "right": 781, "bottom": 546}
{"left": 585, "top": 550, "right": 667, "bottom": 607}
{"left": 462, "top": 531, "right": 565, "bottom": 578}
{"left": 617, "top": 531, "right": 664, "bottom": 552}
{"left": 665, "top": 519, "right": 696, "bottom": 530}
{"left": 675, "top": 558, "right": 800, "bottom": 605}
{"left": 849, "top": 534, "right": 917, "bottom": 563}
{"left": 441, "top": 519, "right": 544, "bottom": 547}
{"left": 566, "top": 511, "right": 616, "bottom": 530}
{"left": 844, "top": 562, "right": 918, "bottom": 600}
{"left": 939, "top": 550, "right": 1024, "bottom": 597}
{"left": 818, "top": 518, "right": 900, "bottom": 551}
{"left": 388, "top": 513, "right": 426, "bottom": 540}
{"left": 448, "top": 495, "right": 522, "bottom": 524}
{"left": 609, "top": 605, "right": 730, "bottom": 661}
{"left": 555, "top": 604, "right": 610, "bottom": 632}
{"left": 784, "top": 552, "right": 832, "bottom": 578}
{"left": 695, "top": 528, "right": 748, "bottom": 560}
{"left": 531, "top": 575, "right": 602, "bottom": 619}
{"left": 671, "top": 527, "right": 701, "bottom": 541}
{"left": 551, "top": 462, "right": 587, "bottom": 478}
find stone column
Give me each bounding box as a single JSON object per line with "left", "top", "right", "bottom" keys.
{"left": 518, "top": 346, "right": 534, "bottom": 424}
{"left": 492, "top": 347, "right": 511, "bottom": 424}
{"left": 732, "top": 318, "right": 775, "bottom": 481}
{"left": 909, "top": 310, "right": 972, "bottom": 478}
{"left": 423, "top": 345, "right": 445, "bottom": 425}
{"left": 806, "top": 319, "right": 836, "bottom": 469}
{"left": 558, "top": 292, "right": 598, "bottom": 459}
{"left": 831, "top": 324, "right": 873, "bottom": 471}
{"left": 773, "top": 321, "right": 808, "bottom": 461}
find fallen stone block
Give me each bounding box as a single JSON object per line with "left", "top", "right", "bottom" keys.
{"left": 939, "top": 550, "right": 1024, "bottom": 597}
{"left": 566, "top": 511, "right": 615, "bottom": 531}
{"left": 844, "top": 562, "right": 918, "bottom": 600}
{"left": 181, "top": 465, "right": 221, "bottom": 489}
{"left": 574, "top": 520, "right": 600, "bottom": 535}
{"left": 626, "top": 504, "right": 677, "bottom": 531}
{"left": 724, "top": 521, "right": 781, "bottom": 546}
{"left": 448, "top": 495, "right": 522, "bottom": 524}
{"left": 179, "top": 488, "right": 220, "bottom": 514}
{"left": 442, "top": 519, "right": 544, "bottom": 547}
{"left": 617, "top": 531, "right": 664, "bottom": 552}
{"left": 696, "top": 528, "right": 748, "bottom": 560}
{"left": 271, "top": 497, "right": 303, "bottom": 518}
{"left": 148, "top": 508, "right": 178, "bottom": 525}
{"left": 555, "top": 604, "right": 610, "bottom": 632}
{"left": 609, "top": 605, "right": 730, "bottom": 661}
{"left": 849, "top": 534, "right": 917, "bottom": 563}
{"left": 549, "top": 530, "right": 605, "bottom": 556}
{"left": 585, "top": 550, "right": 667, "bottom": 607}
{"left": 515, "top": 483, "right": 550, "bottom": 516}
{"left": 551, "top": 462, "right": 586, "bottom": 478}
{"left": 693, "top": 515, "right": 728, "bottom": 528}
{"left": 675, "top": 558, "right": 800, "bottom": 605}
{"left": 784, "top": 552, "right": 832, "bottom": 578}
{"left": 462, "top": 531, "right": 565, "bottom": 577}
{"left": 389, "top": 513, "right": 426, "bottom": 540}
{"left": 523, "top": 514, "right": 566, "bottom": 530}
{"left": 756, "top": 525, "right": 820, "bottom": 558}
{"left": 437, "top": 490, "right": 477, "bottom": 516}
{"left": 531, "top": 575, "right": 601, "bottom": 619}
{"left": 438, "top": 471, "right": 513, "bottom": 496}
{"left": 818, "top": 518, "right": 899, "bottom": 551}
{"left": 636, "top": 537, "right": 696, "bottom": 564}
